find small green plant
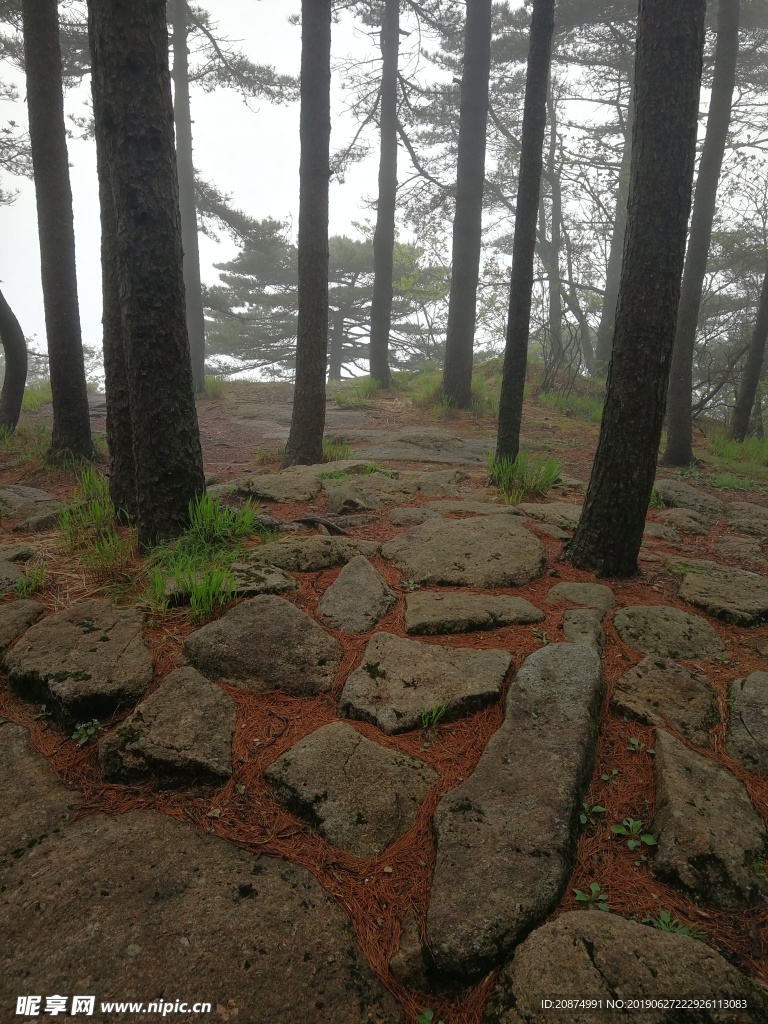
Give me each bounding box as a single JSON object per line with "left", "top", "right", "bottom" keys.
{"left": 538, "top": 390, "right": 603, "bottom": 423}
{"left": 364, "top": 461, "right": 396, "bottom": 478}
{"left": 202, "top": 375, "right": 225, "bottom": 398}
{"left": 601, "top": 768, "right": 619, "bottom": 784}
{"left": 187, "top": 493, "right": 258, "bottom": 547}
{"left": 34, "top": 703, "right": 53, "bottom": 720}
{"left": 415, "top": 1010, "right": 444, "bottom": 1024}
{"left": 421, "top": 700, "right": 450, "bottom": 731}
{"left": 532, "top": 627, "right": 549, "bottom": 645}
{"left": 0, "top": 423, "right": 14, "bottom": 443}
{"left": 580, "top": 802, "right": 606, "bottom": 826}
{"left": 72, "top": 720, "right": 103, "bottom": 746}
{"left": 648, "top": 487, "right": 665, "bottom": 510}
{"left": 400, "top": 577, "right": 421, "bottom": 592}
{"left": 485, "top": 449, "right": 561, "bottom": 505}
{"left": 13, "top": 560, "right": 46, "bottom": 597}
{"left": 58, "top": 467, "right": 115, "bottom": 548}
{"left": 573, "top": 882, "right": 609, "bottom": 911}
{"left": 627, "top": 736, "right": 655, "bottom": 755}
{"left": 188, "top": 568, "right": 235, "bottom": 622}
{"left": 82, "top": 530, "right": 132, "bottom": 575}
{"left": 642, "top": 908, "right": 704, "bottom": 939}
{"left": 610, "top": 817, "right": 657, "bottom": 852}
{"left": 322, "top": 437, "right": 352, "bottom": 462}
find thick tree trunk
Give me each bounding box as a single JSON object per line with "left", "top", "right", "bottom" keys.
{"left": 0, "top": 286, "right": 27, "bottom": 433}
{"left": 171, "top": 0, "right": 206, "bottom": 394}
{"left": 565, "top": 0, "right": 706, "bottom": 578}
{"left": 88, "top": 0, "right": 205, "bottom": 546}
{"left": 495, "top": 0, "right": 555, "bottom": 462}
{"left": 594, "top": 77, "right": 634, "bottom": 372}
{"left": 282, "top": 0, "right": 331, "bottom": 467}
{"left": 368, "top": 0, "right": 399, "bottom": 389}
{"left": 22, "top": 0, "right": 93, "bottom": 460}
{"left": 662, "top": 0, "right": 740, "bottom": 466}
{"left": 732, "top": 262, "right": 768, "bottom": 442}
{"left": 441, "top": 0, "right": 493, "bottom": 408}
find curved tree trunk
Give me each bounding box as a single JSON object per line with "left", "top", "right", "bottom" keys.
{"left": 282, "top": 0, "right": 331, "bottom": 466}
{"left": 0, "top": 286, "right": 27, "bottom": 433}
{"left": 88, "top": 0, "right": 205, "bottom": 546}
{"left": 495, "top": 0, "right": 555, "bottom": 462}
{"left": 732, "top": 261, "right": 768, "bottom": 442}
{"left": 565, "top": 0, "right": 706, "bottom": 578}
{"left": 662, "top": 0, "right": 740, "bottom": 466}
{"left": 368, "top": 0, "right": 399, "bottom": 389}
{"left": 22, "top": 0, "right": 93, "bottom": 460}
{"left": 441, "top": 0, "right": 493, "bottom": 409}
{"left": 171, "top": 0, "right": 206, "bottom": 394}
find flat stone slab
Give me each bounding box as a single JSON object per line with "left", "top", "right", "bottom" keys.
{"left": 99, "top": 667, "right": 236, "bottom": 785}
{"left": 0, "top": 599, "right": 45, "bottom": 651}
{"left": 427, "top": 644, "right": 602, "bottom": 977}
{"left": 546, "top": 581, "right": 615, "bottom": 613}
{"left": 562, "top": 607, "right": 604, "bottom": 650}
{"left": 652, "top": 731, "right": 768, "bottom": 909}
{"left": 232, "top": 460, "right": 370, "bottom": 503}
{"left": 381, "top": 516, "right": 545, "bottom": 588}
{"left": 407, "top": 468, "right": 468, "bottom": 496}
{"left": 264, "top": 722, "right": 437, "bottom": 858}
{"left": 676, "top": 565, "right": 768, "bottom": 628}
{"left": 613, "top": 605, "right": 723, "bottom": 659}
{"left": 404, "top": 592, "right": 544, "bottom": 635}
{"left": 482, "top": 912, "right": 768, "bottom": 1024}
{"left": 0, "top": 484, "right": 61, "bottom": 523}
{"left": 714, "top": 535, "right": 766, "bottom": 565}
{"left": 316, "top": 556, "right": 396, "bottom": 634}
{"left": 340, "top": 632, "right": 511, "bottom": 735}
{"left": 184, "top": 596, "right": 341, "bottom": 696}
{"left": 657, "top": 507, "right": 710, "bottom": 534}
{"left": 518, "top": 502, "right": 583, "bottom": 531}
{"left": 612, "top": 656, "right": 715, "bottom": 747}
{"left": 389, "top": 507, "right": 440, "bottom": 526}
{"left": 726, "top": 501, "right": 768, "bottom": 538}
{"left": 323, "top": 474, "right": 417, "bottom": 514}
{"left": 357, "top": 427, "right": 492, "bottom": 464}
{"left": 728, "top": 671, "right": 768, "bottom": 775}
{"left": 654, "top": 478, "right": 725, "bottom": 516}
{"left": 247, "top": 536, "right": 378, "bottom": 572}
{"left": 4, "top": 599, "right": 152, "bottom": 722}
{"left": 0, "top": 754, "right": 401, "bottom": 1023}
{"left": 424, "top": 499, "right": 522, "bottom": 517}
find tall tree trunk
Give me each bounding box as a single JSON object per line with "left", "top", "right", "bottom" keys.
{"left": 565, "top": 0, "right": 706, "bottom": 578}
{"left": 732, "top": 261, "right": 768, "bottom": 442}
{"left": 662, "top": 0, "right": 740, "bottom": 466}
{"left": 441, "top": 0, "right": 493, "bottom": 408}
{"left": 328, "top": 307, "right": 344, "bottom": 382}
{"left": 495, "top": 0, "right": 555, "bottom": 462}
{"left": 0, "top": 286, "right": 27, "bottom": 433}
{"left": 543, "top": 89, "right": 563, "bottom": 380}
{"left": 282, "top": 0, "right": 331, "bottom": 467}
{"left": 88, "top": 0, "right": 205, "bottom": 546}
{"left": 368, "top": 0, "right": 399, "bottom": 389}
{"left": 594, "top": 76, "right": 634, "bottom": 372}
{"left": 171, "top": 0, "right": 206, "bottom": 394}
{"left": 22, "top": 0, "right": 93, "bottom": 460}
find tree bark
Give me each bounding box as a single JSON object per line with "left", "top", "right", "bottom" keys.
{"left": 441, "top": 0, "right": 493, "bottom": 409}
{"left": 282, "top": 0, "right": 331, "bottom": 466}
{"left": 88, "top": 0, "right": 205, "bottom": 546}
{"left": 495, "top": 0, "right": 555, "bottom": 462}
{"left": 22, "top": 0, "right": 93, "bottom": 460}
{"left": 662, "top": 0, "right": 740, "bottom": 466}
{"left": 565, "top": 0, "right": 706, "bottom": 578}
{"left": 0, "top": 286, "right": 27, "bottom": 433}
{"left": 171, "top": 0, "right": 206, "bottom": 394}
{"left": 542, "top": 89, "right": 563, "bottom": 380}
{"left": 328, "top": 307, "right": 345, "bottom": 382}
{"left": 368, "top": 0, "right": 399, "bottom": 389}
{"left": 732, "top": 260, "right": 768, "bottom": 442}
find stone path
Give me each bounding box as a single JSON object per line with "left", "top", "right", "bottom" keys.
{"left": 1, "top": 434, "right": 768, "bottom": 1022}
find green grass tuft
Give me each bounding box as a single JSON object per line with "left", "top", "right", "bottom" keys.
{"left": 485, "top": 450, "right": 562, "bottom": 505}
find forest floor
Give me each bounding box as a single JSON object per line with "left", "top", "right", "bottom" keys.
{"left": 1, "top": 375, "right": 768, "bottom": 1024}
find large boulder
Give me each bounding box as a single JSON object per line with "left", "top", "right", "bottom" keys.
{"left": 546, "top": 581, "right": 615, "bottom": 613}
{"left": 726, "top": 501, "right": 768, "bottom": 538}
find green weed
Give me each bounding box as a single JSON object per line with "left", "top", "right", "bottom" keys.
{"left": 580, "top": 802, "right": 606, "bottom": 827}
{"left": 421, "top": 700, "right": 450, "bottom": 731}
{"left": 485, "top": 450, "right": 562, "bottom": 505}
{"left": 82, "top": 529, "right": 132, "bottom": 575}
{"left": 317, "top": 469, "right": 350, "bottom": 481}
{"left": 610, "top": 817, "right": 658, "bottom": 852}
{"left": 415, "top": 1010, "right": 444, "bottom": 1024}
{"left": 187, "top": 493, "right": 258, "bottom": 547}
{"left": 322, "top": 437, "right": 352, "bottom": 462}
{"left": 627, "top": 736, "right": 655, "bottom": 755}
{"left": 642, "top": 908, "right": 704, "bottom": 939}
{"left": 72, "top": 719, "right": 103, "bottom": 746}
{"left": 709, "top": 473, "right": 752, "bottom": 491}
{"left": 203, "top": 375, "right": 225, "bottom": 398}
{"left": 58, "top": 467, "right": 115, "bottom": 548}
{"left": 188, "top": 567, "right": 235, "bottom": 622}
{"left": 648, "top": 487, "right": 665, "bottom": 510}
{"left": 573, "top": 882, "right": 609, "bottom": 911}
{"left": 13, "top": 560, "right": 46, "bottom": 597}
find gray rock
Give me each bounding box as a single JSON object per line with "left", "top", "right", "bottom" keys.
{"left": 409, "top": 468, "right": 469, "bottom": 496}
{"left": 657, "top": 506, "right": 711, "bottom": 535}
{"left": 317, "top": 556, "right": 396, "bottom": 634}
{"left": 264, "top": 721, "right": 437, "bottom": 857}
{"left": 323, "top": 473, "right": 417, "bottom": 514}
{"left": 654, "top": 479, "right": 725, "bottom": 516}
{"left": 727, "top": 671, "right": 768, "bottom": 774}
{"left": 340, "top": 632, "right": 511, "bottom": 735}
{"left": 381, "top": 516, "right": 545, "bottom": 588}
{"left": 679, "top": 567, "right": 768, "bottom": 627}
{"left": 427, "top": 644, "right": 602, "bottom": 977}
{"left": 389, "top": 911, "right": 431, "bottom": 991}
{"left": 357, "top": 426, "right": 492, "bottom": 464}
{"left": 183, "top": 596, "right": 341, "bottom": 696}
{"left": 246, "top": 536, "right": 379, "bottom": 572}
{"left": 0, "top": 599, "right": 45, "bottom": 651}
{"left": 644, "top": 522, "right": 681, "bottom": 543}
{"left": 0, "top": 560, "right": 22, "bottom": 592}
{"left": 726, "top": 501, "right": 768, "bottom": 538}
{"left": 483, "top": 912, "right": 768, "bottom": 1024}
{"left": 527, "top": 521, "right": 570, "bottom": 540}
{"left": 714, "top": 535, "right": 766, "bottom": 565}
{"left": 612, "top": 656, "right": 716, "bottom": 748}
{"left": 424, "top": 499, "right": 523, "bottom": 516}
{"left": 546, "top": 581, "right": 615, "bottom": 613}
{"left": 0, "top": 484, "right": 60, "bottom": 523}
{"left": 0, "top": 542, "right": 37, "bottom": 561}
{"left": 518, "top": 502, "right": 583, "bottom": 531}
{"left": 15, "top": 510, "right": 61, "bottom": 532}
{"left": 389, "top": 507, "right": 440, "bottom": 526}
{"left": 652, "top": 731, "right": 768, "bottom": 909}
{"left": 232, "top": 460, "right": 370, "bottom": 503}
{"left": 4, "top": 600, "right": 152, "bottom": 722}
{"left": 99, "top": 667, "right": 236, "bottom": 785}
{"left": 562, "top": 607, "right": 604, "bottom": 650}
{"left": 404, "top": 591, "right": 544, "bottom": 635}
{"left": 613, "top": 605, "right": 723, "bottom": 658}
{"left": 0, "top": 798, "right": 401, "bottom": 1023}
